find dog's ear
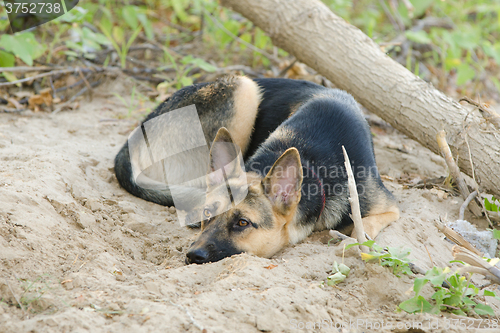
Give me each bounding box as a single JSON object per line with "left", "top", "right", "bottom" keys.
{"left": 207, "top": 127, "right": 244, "bottom": 187}
{"left": 262, "top": 148, "right": 303, "bottom": 215}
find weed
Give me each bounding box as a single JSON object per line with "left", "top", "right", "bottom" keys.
{"left": 345, "top": 240, "right": 413, "bottom": 277}
{"left": 399, "top": 267, "right": 498, "bottom": 316}
{"left": 326, "top": 261, "right": 351, "bottom": 286}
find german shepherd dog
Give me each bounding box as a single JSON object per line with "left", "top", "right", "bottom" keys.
{"left": 114, "top": 76, "right": 399, "bottom": 264}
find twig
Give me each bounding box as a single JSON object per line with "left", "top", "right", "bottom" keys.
{"left": 49, "top": 76, "right": 58, "bottom": 99}
{"left": 434, "top": 218, "right": 483, "bottom": 256}
{"left": 278, "top": 59, "right": 298, "bottom": 77}
{"left": 0, "top": 66, "right": 64, "bottom": 73}
{"left": 452, "top": 246, "right": 500, "bottom": 284}
{"left": 342, "top": 146, "right": 369, "bottom": 253}
{"left": 459, "top": 191, "right": 478, "bottom": 221}
{"left": 52, "top": 80, "right": 101, "bottom": 114}
{"left": 203, "top": 9, "right": 280, "bottom": 64}
{"left": 459, "top": 96, "right": 500, "bottom": 130}
{"left": 78, "top": 68, "right": 93, "bottom": 101}
{"left": 464, "top": 130, "right": 494, "bottom": 227}
{"left": 0, "top": 108, "right": 27, "bottom": 113}
{"left": 215, "top": 65, "right": 263, "bottom": 77}
{"left": 436, "top": 130, "right": 482, "bottom": 216}
{"left": 0, "top": 68, "right": 80, "bottom": 87}
{"left": 456, "top": 266, "right": 500, "bottom": 284}
{"left": 54, "top": 74, "right": 91, "bottom": 94}
{"left": 424, "top": 244, "right": 435, "bottom": 267}
{"left": 378, "top": 0, "right": 402, "bottom": 32}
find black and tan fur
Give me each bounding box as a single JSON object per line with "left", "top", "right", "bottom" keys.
{"left": 113, "top": 76, "right": 399, "bottom": 264}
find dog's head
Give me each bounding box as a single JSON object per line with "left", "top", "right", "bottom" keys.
{"left": 185, "top": 128, "right": 303, "bottom": 264}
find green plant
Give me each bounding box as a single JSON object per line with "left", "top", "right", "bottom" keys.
{"left": 326, "top": 261, "right": 351, "bottom": 286}
{"left": 345, "top": 240, "right": 413, "bottom": 277}
{"left": 484, "top": 196, "right": 499, "bottom": 213}
{"left": 112, "top": 83, "right": 153, "bottom": 119}
{"left": 158, "top": 54, "right": 216, "bottom": 91}
{"left": 99, "top": 23, "right": 142, "bottom": 69}
{"left": 399, "top": 267, "right": 497, "bottom": 316}
{"left": 0, "top": 32, "right": 46, "bottom": 66}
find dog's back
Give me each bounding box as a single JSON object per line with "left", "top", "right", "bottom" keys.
{"left": 115, "top": 77, "right": 330, "bottom": 207}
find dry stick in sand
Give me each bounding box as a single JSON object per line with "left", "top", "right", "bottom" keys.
{"left": 436, "top": 130, "right": 482, "bottom": 217}
{"left": 434, "top": 212, "right": 500, "bottom": 284}
{"left": 434, "top": 217, "right": 483, "bottom": 257}
{"left": 452, "top": 246, "right": 500, "bottom": 284}
{"left": 342, "top": 146, "right": 369, "bottom": 254}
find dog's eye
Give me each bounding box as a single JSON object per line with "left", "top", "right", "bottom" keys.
{"left": 203, "top": 208, "right": 211, "bottom": 218}
{"left": 237, "top": 219, "right": 249, "bottom": 227}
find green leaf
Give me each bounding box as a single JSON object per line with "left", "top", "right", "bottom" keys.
{"left": 239, "top": 33, "right": 252, "bottom": 50}
{"left": 462, "top": 297, "right": 476, "bottom": 306}
{"left": 113, "top": 26, "right": 125, "bottom": 45}
{"left": 179, "top": 76, "right": 193, "bottom": 87}
{"left": 345, "top": 240, "right": 375, "bottom": 250}
{"left": 485, "top": 198, "right": 499, "bottom": 213}
{"left": 399, "top": 296, "right": 434, "bottom": 313}
{"left": 456, "top": 63, "right": 475, "bottom": 86}
{"left": 410, "top": 0, "right": 434, "bottom": 17}
{"left": 65, "top": 41, "right": 84, "bottom": 52}
{"left": 432, "top": 289, "right": 445, "bottom": 305}
{"left": 474, "top": 303, "right": 495, "bottom": 316}
{"left": 338, "top": 263, "right": 350, "bottom": 276}
{"left": 58, "top": 5, "right": 88, "bottom": 23}
{"left": 0, "top": 50, "right": 15, "bottom": 67}
{"left": 444, "top": 294, "right": 462, "bottom": 307}
{"left": 327, "top": 272, "right": 347, "bottom": 286}
{"left": 189, "top": 58, "right": 217, "bottom": 72}
{"left": 484, "top": 290, "right": 496, "bottom": 297}
{"left": 137, "top": 13, "right": 154, "bottom": 40}
{"left": 405, "top": 30, "right": 432, "bottom": 44}
{"left": 413, "top": 277, "right": 428, "bottom": 295}
{"left": 0, "top": 33, "right": 40, "bottom": 66}
{"left": 426, "top": 267, "right": 449, "bottom": 287}
{"left": 122, "top": 6, "right": 140, "bottom": 30}
{"left": 482, "top": 42, "right": 500, "bottom": 66}
{"left": 100, "top": 17, "right": 113, "bottom": 36}
{"left": 64, "top": 50, "right": 79, "bottom": 58}
{"left": 171, "top": 0, "right": 188, "bottom": 22}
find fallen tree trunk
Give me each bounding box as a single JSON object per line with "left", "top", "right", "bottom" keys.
{"left": 221, "top": 0, "right": 500, "bottom": 198}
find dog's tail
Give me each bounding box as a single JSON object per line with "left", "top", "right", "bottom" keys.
{"left": 114, "top": 143, "right": 206, "bottom": 208}
{"left": 114, "top": 143, "right": 170, "bottom": 205}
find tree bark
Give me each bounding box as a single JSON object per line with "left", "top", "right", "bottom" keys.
{"left": 221, "top": 0, "right": 500, "bottom": 198}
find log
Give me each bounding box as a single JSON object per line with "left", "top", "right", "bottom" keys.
{"left": 221, "top": 0, "right": 500, "bottom": 198}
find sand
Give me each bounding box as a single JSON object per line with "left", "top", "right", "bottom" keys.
{"left": 1, "top": 80, "right": 499, "bottom": 332}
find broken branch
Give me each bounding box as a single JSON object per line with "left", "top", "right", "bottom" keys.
{"left": 342, "top": 145, "right": 369, "bottom": 253}
{"left": 436, "top": 130, "right": 482, "bottom": 217}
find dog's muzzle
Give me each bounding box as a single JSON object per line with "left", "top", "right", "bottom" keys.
{"left": 185, "top": 247, "right": 210, "bottom": 264}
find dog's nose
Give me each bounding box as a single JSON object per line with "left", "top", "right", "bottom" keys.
{"left": 186, "top": 248, "right": 209, "bottom": 264}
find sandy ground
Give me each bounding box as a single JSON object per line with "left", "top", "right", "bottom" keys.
{"left": 1, "top": 80, "right": 499, "bottom": 333}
